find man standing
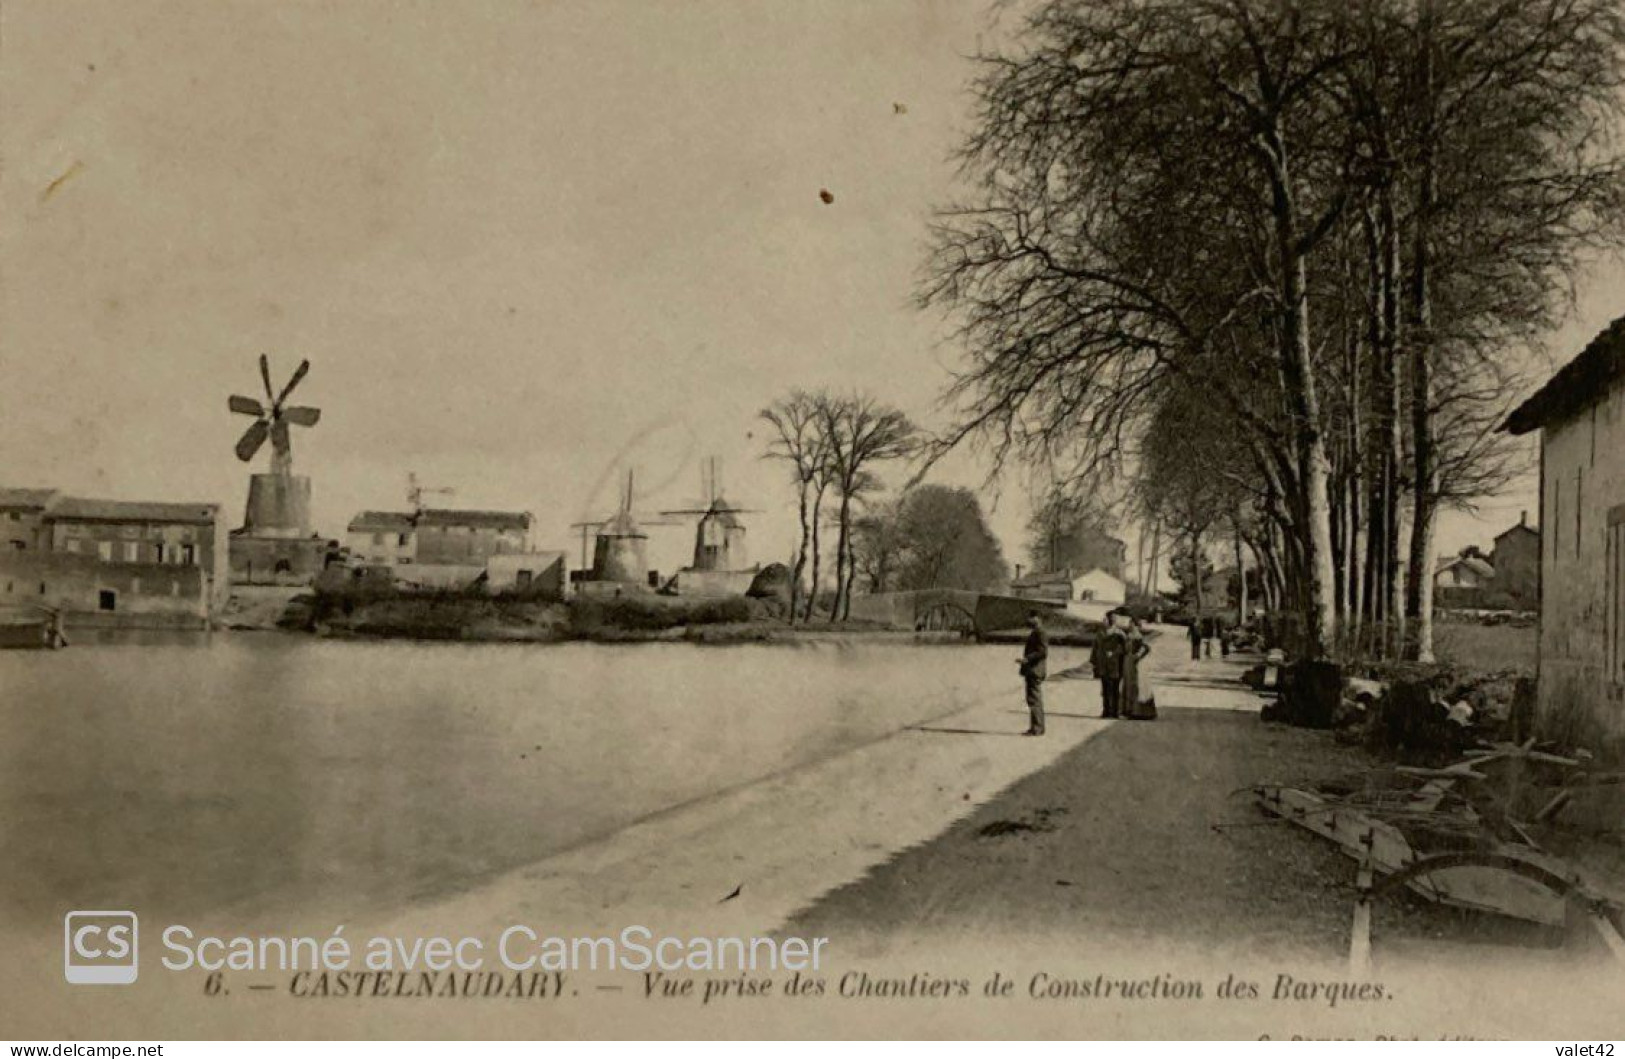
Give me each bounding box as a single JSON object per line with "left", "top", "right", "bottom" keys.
{"left": 1186, "top": 617, "right": 1202, "bottom": 661}
{"left": 1018, "top": 611, "right": 1049, "bottom": 736}
{"left": 1090, "top": 609, "right": 1128, "bottom": 719}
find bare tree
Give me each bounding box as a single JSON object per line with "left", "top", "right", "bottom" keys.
{"left": 759, "top": 391, "right": 830, "bottom": 625}
{"left": 818, "top": 395, "right": 918, "bottom": 621}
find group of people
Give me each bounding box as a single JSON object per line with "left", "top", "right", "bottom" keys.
{"left": 1018, "top": 608, "right": 1154, "bottom": 737}
{"left": 1185, "top": 615, "right": 1232, "bottom": 660}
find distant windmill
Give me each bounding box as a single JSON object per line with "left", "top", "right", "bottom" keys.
{"left": 569, "top": 469, "right": 677, "bottom": 585}
{"left": 661, "top": 457, "right": 758, "bottom": 572}
{"left": 227, "top": 353, "right": 322, "bottom": 550}
{"left": 407, "top": 472, "right": 454, "bottom": 514}
{"left": 229, "top": 354, "right": 321, "bottom": 475}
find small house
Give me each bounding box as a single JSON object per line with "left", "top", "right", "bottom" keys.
{"left": 1504, "top": 314, "right": 1625, "bottom": 747}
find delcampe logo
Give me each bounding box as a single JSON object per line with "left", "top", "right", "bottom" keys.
{"left": 64, "top": 910, "right": 138, "bottom": 984}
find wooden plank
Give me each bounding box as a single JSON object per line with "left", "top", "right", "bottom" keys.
{"left": 1349, "top": 859, "right": 1373, "bottom": 975}
{"left": 1257, "top": 786, "right": 1568, "bottom": 926}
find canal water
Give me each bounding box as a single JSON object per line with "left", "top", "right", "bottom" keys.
{"left": 0, "top": 635, "right": 1016, "bottom": 930}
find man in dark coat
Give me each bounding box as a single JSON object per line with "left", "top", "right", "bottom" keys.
{"left": 1090, "top": 610, "right": 1129, "bottom": 719}
{"left": 1018, "top": 612, "right": 1049, "bottom": 736}
{"left": 1186, "top": 617, "right": 1203, "bottom": 660}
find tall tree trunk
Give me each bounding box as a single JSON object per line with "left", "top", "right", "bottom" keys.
{"left": 1148, "top": 520, "right": 1162, "bottom": 596}
{"left": 1234, "top": 520, "right": 1249, "bottom": 625}
{"left": 789, "top": 478, "right": 810, "bottom": 624}
{"left": 1265, "top": 133, "right": 1339, "bottom": 658}
{"left": 803, "top": 486, "right": 826, "bottom": 623}
{"left": 1404, "top": 0, "right": 1439, "bottom": 663}
{"left": 1191, "top": 529, "right": 1205, "bottom": 617}
{"left": 833, "top": 491, "right": 852, "bottom": 622}
{"left": 1380, "top": 184, "right": 1406, "bottom": 658}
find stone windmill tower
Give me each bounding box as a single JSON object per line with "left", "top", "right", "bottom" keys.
{"left": 226, "top": 355, "right": 327, "bottom": 583}
{"left": 662, "top": 457, "right": 755, "bottom": 572}
{"left": 570, "top": 470, "right": 675, "bottom": 591}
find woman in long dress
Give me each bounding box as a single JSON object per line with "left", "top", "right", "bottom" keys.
{"left": 1120, "top": 616, "right": 1156, "bottom": 720}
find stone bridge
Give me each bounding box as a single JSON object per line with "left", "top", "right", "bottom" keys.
{"left": 845, "top": 589, "right": 1064, "bottom": 639}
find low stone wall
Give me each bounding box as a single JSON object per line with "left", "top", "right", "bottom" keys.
{"left": 846, "top": 590, "right": 1063, "bottom": 634}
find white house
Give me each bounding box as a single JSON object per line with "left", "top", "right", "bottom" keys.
{"left": 1504, "top": 314, "right": 1625, "bottom": 749}
{"left": 1010, "top": 566, "right": 1126, "bottom": 621}
{"left": 1434, "top": 554, "right": 1496, "bottom": 589}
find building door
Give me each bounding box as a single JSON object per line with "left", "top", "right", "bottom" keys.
{"left": 98, "top": 590, "right": 116, "bottom": 611}
{"left": 516, "top": 570, "right": 533, "bottom": 588}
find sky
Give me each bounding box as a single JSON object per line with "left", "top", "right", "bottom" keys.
{"left": 1, "top": 0, "right": 1619, "bottom": 581}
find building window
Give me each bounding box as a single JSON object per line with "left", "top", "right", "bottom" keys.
{"left": 181, "top": 544, "right": 196, "bottom": 565}
{"left": 98, "top": 589, "right": 116, "bottom": 611}
{"left": 398, "top": 533, "right": 410, "bottom": 546}
{"left": 97, "top": 541, "right": 113, "bottom": 562}
{"left": 131, "top": 577, "right": 142, "bottom": 594}
{"left": 123, "top": 541, "right": 139, "bottom": 562}
{"left": 373, "top": 533, "right": 385, "bottom": 545}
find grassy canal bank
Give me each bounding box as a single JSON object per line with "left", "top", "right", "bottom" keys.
{"left": 261, "top": 588, "right": 954, "bottom": 644}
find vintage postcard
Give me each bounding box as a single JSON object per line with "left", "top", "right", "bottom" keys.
{"left": 2, "top": 0, "right": 1624, "bottom": 1044}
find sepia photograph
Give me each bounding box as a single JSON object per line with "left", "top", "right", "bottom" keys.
{"left": 2, "top": 0, "right": 1625, "bottom": 1045}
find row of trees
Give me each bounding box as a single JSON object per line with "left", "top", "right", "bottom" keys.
{"left": 760, "top": 392, "right": 1011, "bottom": 618}
{"left": 759, "top": 390, "right": 918, "bottom": 623}
{"left": 926, "top": 0, "right": 1625, "bottom": 661}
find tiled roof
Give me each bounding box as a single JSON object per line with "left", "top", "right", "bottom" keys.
{"left": 348, "top": 510, "right": 416, "bottom": 532}
{"left": 0, "top": 487, "right": 60, "bottom": 510}
{"left": 1505, "top": 314, "right": 1625, "bottom": 434}
{"left": 417, "top": 508, "right": 531, "bottom": 531}
{"left": 1011, "top": 565, "right": 1118, "bottom": 588}
{"left": 1436, "top": 555, "right": 1496, "bottom": 579}
{"left": 48, "top": 497, "right": 218, "bottom": 524}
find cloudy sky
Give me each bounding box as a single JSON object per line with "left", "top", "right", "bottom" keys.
{"left": 2, "top": 0, "right": 1616, "bottom": 579}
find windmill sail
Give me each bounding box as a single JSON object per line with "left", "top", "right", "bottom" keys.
{"left": 235, "top": 419, "right": 270, "bottom": 462}
{"left": 229, "top": 355, "right": 321, "bottom": 468}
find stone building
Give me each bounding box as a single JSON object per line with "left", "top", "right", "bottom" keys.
{"left": 345, "top": 511, "right": 418, "bottom": 567}
{"left": 415, "top": 509, "right": 532, "bottom": 565}
{"left": 1434, "top": 553, "right": 1496, "bottom": 590}
{"left": 1492, "top": 513, "right": 1541, "bottom": 608}
{"left": 339, "top": 506, "right": 561, "bottom": 595}
{"left": 0, "top": 487, "right": 59, "bottom": 552}
{"left": 1504, "top": 314, "right": 1625, "bottom": 747}
{"left": 0, "top": 490, "right": 226, "bottom": 627}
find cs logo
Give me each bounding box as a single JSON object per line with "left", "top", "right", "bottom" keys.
{"left": 64, "top": 911, "right": 138, "bottom": 984}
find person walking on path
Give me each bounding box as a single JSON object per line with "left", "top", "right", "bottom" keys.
{"left": 1090, "top": 611, "right": 1129, "bottom": 719}
{"left": 1018, "top": 612, "right": 1049, "bottom": 736}
{"left": 1186, "top": 618, "right": 1202, "bottom": 661}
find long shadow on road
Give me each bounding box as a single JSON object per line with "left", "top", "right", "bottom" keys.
{"left": 783, "top": 707, "right": 1372, "bottom": 960}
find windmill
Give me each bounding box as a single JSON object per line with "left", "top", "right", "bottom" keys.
{"left": 230, "top": 354, "right": 321, "bottom": 475}
{"left": 569, "top": 469, "right": 677, "bottom": 587}
{"left": 661, "top": 457, "right": 758, "bottom": 573}
{"left": 228, "top": 354, "right": 321, "bottom": 542}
